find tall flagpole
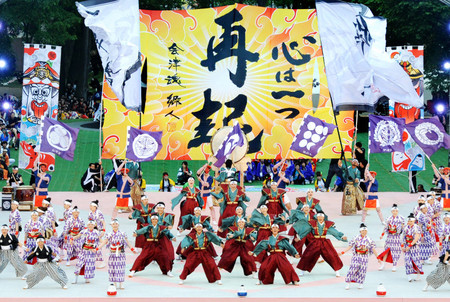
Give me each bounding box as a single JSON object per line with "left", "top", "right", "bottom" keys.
{"left": 98, "top": 78, "right": 104, "bottom": 191}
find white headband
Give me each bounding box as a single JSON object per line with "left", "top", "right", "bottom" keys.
{"left": 408, "top": 217, "right": 416, "bottom": 221}
{"left": 31, "top": 211, "right": 38, "bottom": 216}
{"left": 90, "top": 202, "right": 98, "bottom": 207}
{"left": 236, "top": 206, "right": 243, "bottom": 211}
{"left": 237, "top": 218, "right": 246, "bottom": 223}
{"left": 391, "top": 206, "right": 398, "bottom": 210}
{"left": 360, "top": 226, "right": 368, "bottom": 231}
{"left": 260, "top": 205, "right": 268, "bottom": 209}
{"left": 1, "top": 225, "right": 8, "bottom": 230}
{"left": 230, "top": 180, "right": 238, "bottom": 185}
{"left": 12, "top": 200, "right": 19, "bottom": 205}
{"left": 36, "top": 238, "right": 45, "bottom": 242}
{"left": 110, "top": 219, "right": 119, "bottom": 225}
{"left": 443, "top": 213, "right": 450, "bottom": 218}
{"left": 270, "top": 181, "right": 278, "bottom": 186}
{"left": 156, "top": 203, "right": 165, "bottom": 208}
{"left": 307, "top": 189, "right": 314, "bottom": 193}
{"left": 72, "top": 208, "right": 80, "bottom": 212}
{"left": 64, "top": 200, "right": 72, "bottom": 205}
{"left": 271, "top": 224, "right": 279, "bottom": 228}
{"left": 194, "top": 223, "right": 203, "bottom": 228}
{"left": 419, "top": 204, "right": 427, "bottom": 210}
{"left": 36, "top": 208, "right": 45, "bottom": 213}
{"left": 42, "top": 199, "right": 50, "bottom": 205}
{"left": 151, "top": 215, "right": 159, "bottom": 220}
{"left": 301, "top": 204, "right": 310, "bottom": 209}
{"left": 194, "top": 207, "right": 201, "bottom": 211}
{"left": 316, "top": 213, "right": 325, "bottom": 217}
{"left": 87, "top": 220, "right": 95, "bottom": 225}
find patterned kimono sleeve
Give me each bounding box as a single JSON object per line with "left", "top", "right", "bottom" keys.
{"left": 161, "top": 228, "right": 174, "bottom": 240}
{"left": 328, "top": 226, "right": 346, "bottom": 241}
{"left": 348, "top": 237, "right": 356, "bottom": 249}
{"left": 180, "top": 236, "right": 194, "bottom": 249}
{"left": 368, "top": 239, "right": 376, "bottom": 255}
{"left": 278, "top": 238, "right": 298, "bottom": 256}
{"left": 252, "top": 240, "right": 269, "bottom": 256}
{"left": 24, "top": 222, "right": 30, "bottom": 234}
{"left": 121, "top": 232, "right": 128, "bottom": 248}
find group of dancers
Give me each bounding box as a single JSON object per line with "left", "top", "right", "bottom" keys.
{"left": 1, "top": 175, "right": 450, "bottom": 292}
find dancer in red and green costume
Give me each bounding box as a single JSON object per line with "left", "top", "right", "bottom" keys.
{"left": 258, "top": 182, "right": 290, "bottom": 216}
{"left": 250, "top": 224, "right": 300, "bottom": 285}
{"left": 171, "top": 177, "right": 203, "bottom": 227}
{"left": 296, "top": 210, "right": 348, "bottom": 277}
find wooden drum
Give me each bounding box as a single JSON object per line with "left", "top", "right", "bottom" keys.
{"left": 15, "top": 186, "right": 34, "bottom": 211}
{"left": 2, "top": 186, "right": 13, "bottom": 194}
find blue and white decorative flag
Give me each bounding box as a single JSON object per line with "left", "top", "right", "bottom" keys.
{"left": 40, "top": 117, "right": 79, "bottom": 161}
{"left": 316, "top": 0, "right": 422, "bottom": 111}
{"left": 213, "top": 122, "right": 245, "bottom": 168}
{"left": 369, "top": 115, "right": 405, "bottom": 153}
{"left": 76, "top": 0, "right": 141, "bottom": 111}
{"left": 126, "top": 127, "right": 163, "bottom": 162}
{"left": 290, "top": 114, "right": 337, "bottom": 157}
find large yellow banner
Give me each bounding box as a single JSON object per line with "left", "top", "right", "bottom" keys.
{"left": 102, "top": 4, "right": 354, "bottom": 160}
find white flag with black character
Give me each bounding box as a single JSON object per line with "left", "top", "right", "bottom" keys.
{"left": 316, "top": 0, "right": 422, "bottom": 112}
{"left": 76, "top": 0, "right": 141, "bottom": 111}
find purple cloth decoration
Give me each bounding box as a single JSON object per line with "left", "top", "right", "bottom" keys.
{"left": 405, "top": 116, "right": 450, "bottom": 156}
{"left": 40, "top": 117, "right": 79, "bottom": 161}
{"left": 369, "top": 115, "right": 405, "bottom": 153}
{"left": 290, "top": 114, "right": 336, "bottom": 157}
{"left": 213, "top": 122, "right": 245, "bottom": 168}
{"left": 126, "top": 127, "right": 162, "bottom": 162}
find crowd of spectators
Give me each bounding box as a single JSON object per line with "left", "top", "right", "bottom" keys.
{"left": 58, "top": 81, "right": 100, "bottom": 120}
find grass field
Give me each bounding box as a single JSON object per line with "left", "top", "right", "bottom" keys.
{"left": 2, "top": 125, "right": 448, "bottom": 192}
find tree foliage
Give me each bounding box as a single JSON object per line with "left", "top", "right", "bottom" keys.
{"left": 0, "top": 0, "right": 80, "bottom": 45}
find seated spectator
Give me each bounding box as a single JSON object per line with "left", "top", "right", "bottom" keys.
{"left": 1, "top": 141, "right": 10, "bottom": 157}
{"left": 0, "top": 128, "right": 9, "bottom": 144}
{"left": 245, "top": 161, "right": 254, "bottom": 183}
{"left": 417, "top": 184, "right": 427, "bottom": 193}
{"left": 8, "top": 166, "right": 24, "bottom": 187}
{"left": 80, "top": 162, "right": 102, "bottom": 192}
{"left": 261, "top": 159, "right": 273, "bottom": 180}
{"left": 5, "top": 112, "right": 20, "bottom": 150}
{"left": 139, "top": 173, "right": 147, "bottom": 192}
{"left": 1, "top": 148, "right": 13, "bottom": 166}
{"left": 300, "top": 161, "right": 314, "bottom": 184}
{"left": 159, "top": 172, "right": 175, "bottom": 192}
{"left": 262, "top": 174, "right": 272, "bottom": 189}
{"left": 292, "top": 162, "right": 305, "bottom": 185}
{"left": 315, "top": 171, "right": 326, "bottom": 192}
{"left": 0, "top": 155, "right": 8, "bottom": 180}
{"left": 176, "top": 161, "right": 192, "bottom": 185}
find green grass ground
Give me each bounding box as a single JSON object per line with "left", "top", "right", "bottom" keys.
{"left": 2, "top": 127, "right": 448, "bottom": 192}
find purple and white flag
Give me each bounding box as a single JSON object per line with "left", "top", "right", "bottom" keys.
{"left": 290, "top": 114, "right": 337, "bottom": 157}
{"left": 369, "top": 115, "right": 405, "bottom": 153}
{"left": 40, "top": 117, "right": 79, "bottom": 161}
{"left": 213, "top": 122, "right": 245, "bottom": 168}
{"left": 126, "top": 127, "right": 163, "bottom": 162}
{"left": 405, "top": 116, "right": 450, "bottom": 157}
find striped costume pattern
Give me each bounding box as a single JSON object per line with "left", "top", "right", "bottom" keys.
{"left": 74, "top": 229, "right": 100, "bottom": 279}
{"left": 39, "top": 215, "right": 60, "bottom": 259}
{"left": 23, "top": 220, "right": 44, "bottom": 261}
{"left": 9, "top": 209, "right": 21, "bottom": 236}
{"left": 381, "top": 215, "right": 405, "bottom": 266}
{"left": 26, "top": 260, "right": 68, "bottom": 288}
{"left": 345, "top": 235, "right": 376, "bottom": 284}
{"left": 426, "top": 262, "right": 450, "bottom": 289}
{"left": 106, "top": 231, "right": 128, "bottom": 283}
{"left": 416, "top": 212, "right": 438, "bottom": 260}
{"left": 429, "top": 201, "right": 442, "bottom": 233}
{"left": 403, "top": 224, "right": 423, "bottom": 275}
{"left": 0, "top": 249, "right": 27, "bottom": 277}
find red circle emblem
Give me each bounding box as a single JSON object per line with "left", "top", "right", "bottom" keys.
{"left": 48, "top": 51, "right": 57, "bottom": 60}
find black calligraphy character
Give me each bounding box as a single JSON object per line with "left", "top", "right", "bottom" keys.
{"left": 188, "top": 89, "right": 222, "bottom": 148}
{"left": 280, "top": 42, "right": 311, "bottom": 66}
{"left": 104, "top": 62, "right": 120, "bottom": 86}
{"left": 201, "top": 9, "right": 259, "bottom": 88}
{"left": 275, "top": 68, "right": 295, "bottom": 83}
{"left": 165, "top": 74, "right": 185, "bottom": 87}
{"left": 165, "top": 110, "right": 180, "bottom": 120}
{"left": 169, "top": 57, "right": 181, "bottom": 72}
{"left": 275, "top": 108, "right": 300, "bottom": 119}
{"left": 93, "top": 33, "right": 108, "bottom": 54}
{"left": 223, "top": 94, "right": 247, "bottom": 126}
{"left": 168, "top": 43, "right": 184, "bottom": 55}
{"left": 167, "top": 94, "right": 182, "bottom": 107}
{"left": 353, "top": 15, "right": 372, "bottom": 54}
{"left": 271, "top": 90, "right": 305, "bottom": 100}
